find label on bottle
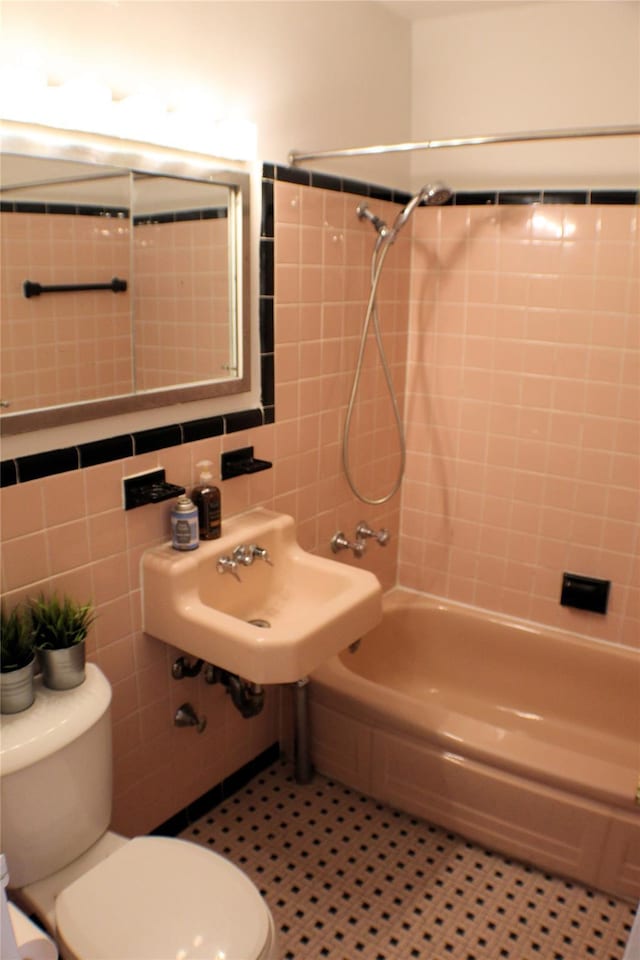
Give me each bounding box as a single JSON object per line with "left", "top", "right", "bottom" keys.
{"left": 194, "top": 487, "right": 221, "bottom": 540}
{"left": 171, "top": 507, "right": 199, "bottom": 550}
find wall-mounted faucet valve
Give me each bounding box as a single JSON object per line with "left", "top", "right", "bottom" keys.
{"left": 356, "top": 521, "right": 390, "bottom": 547}
{"left": 174, "top": 702, "right": 207, "bottom": 733}
{"left": 331, "top": 532, "right": 366, "bottom": 558}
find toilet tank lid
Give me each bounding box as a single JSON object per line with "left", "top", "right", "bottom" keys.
{"left": 0, "top": 664, "right": 111, "bottom": 776}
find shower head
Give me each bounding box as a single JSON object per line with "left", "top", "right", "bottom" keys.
{"left": 389, "top": 182, "right": 451, "bottom": 241}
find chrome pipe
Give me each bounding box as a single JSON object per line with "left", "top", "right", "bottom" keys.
{"left": 288, "top": 124, "right": 640, "bottom": 165}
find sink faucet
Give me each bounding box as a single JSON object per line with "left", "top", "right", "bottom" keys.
{"left": 232, "top": 544, "right": 273, "bottom": 566}
{"left": 216, "top": 556, "right": 241, "bottom": 581}
{"left": 249, "top": 544, "right": 273, "bottom": 565}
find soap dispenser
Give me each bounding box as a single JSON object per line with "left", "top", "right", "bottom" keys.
{"left": 192, "top": 460, "right": 221, "bottom": 540}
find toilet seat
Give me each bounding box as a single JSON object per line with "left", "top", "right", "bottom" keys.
{"left": 55, "top": 836, "right": 275, "bottom": 960}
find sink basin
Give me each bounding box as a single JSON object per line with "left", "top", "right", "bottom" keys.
{"left": 142, "top": 508, "right": 382, "bottom": 683}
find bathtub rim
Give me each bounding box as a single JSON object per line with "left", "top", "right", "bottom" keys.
{"left": 380, "top": 585, "right": 639, "bottom": 657}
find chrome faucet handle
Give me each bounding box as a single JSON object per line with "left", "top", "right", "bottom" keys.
{"left": 216, "top": 556, "right": 242, "bottom": 581}
{"left": 232, "top": 544, "right": 254, "bottom": 566}
{"left": 356, "top": 522, "right": 390, "bottom": 547}
{"left": 331, "top": 532, "right": 366, "bottom": 559}
{"left": 249, "top": 544, "right": 273, "bottom": 565}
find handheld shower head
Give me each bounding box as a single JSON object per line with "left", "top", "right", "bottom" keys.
{"left": 389, "top": 182, "right": 451, "bottom": 241}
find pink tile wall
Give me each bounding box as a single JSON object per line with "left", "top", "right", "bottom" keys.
{"left": 0, "top": 440, "right": 280, "bottom": 837}
{"left": 135, "top": 218, "right": 232, "bottom": 389}
{"left": 0, "top": 181, "right": 407, "bottom": 834}
{"left": 401, "top": 202, "right": 639, "bottom": 647}
{"left": 271, "top": 181, "right": 408, "bottom": 586}
{"left": 0, "top": 211, "right": 132, "bottom": 412}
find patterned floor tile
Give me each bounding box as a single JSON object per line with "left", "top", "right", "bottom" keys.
{"left": 181, "top": 763, "right": 636, "bottom": 959}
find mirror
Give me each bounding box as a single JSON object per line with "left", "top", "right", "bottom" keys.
{"left": 0, "top": 121, "right": 251, "bottom": 435}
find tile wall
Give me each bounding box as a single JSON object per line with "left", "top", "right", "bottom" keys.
{"left": 135, "top": 212, "right": 232, "bottom": 389}
{"left": 401, "top": 200, "right": 639, "bottom": 647}
{"left": 0, "top": 207, "right": 132, "bottom": 410}
{"left": 0, "top": 173, "right": 406, "bottom": 835}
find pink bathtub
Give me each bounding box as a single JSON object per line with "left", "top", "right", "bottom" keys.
{"left": 310, "top": 589, "right": 640, "bottom": 901}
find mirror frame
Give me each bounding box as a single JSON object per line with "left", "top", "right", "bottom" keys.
{"left": 0, "top": 120, "right": 251, "bottom": 435}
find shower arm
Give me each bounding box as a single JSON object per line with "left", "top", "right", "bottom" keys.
{"left": 288, "top": 124, "right": 640, "bottom": 165}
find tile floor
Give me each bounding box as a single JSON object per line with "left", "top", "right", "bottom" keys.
{"left": 181, "top": 762, "right": 637, "bottom": 960}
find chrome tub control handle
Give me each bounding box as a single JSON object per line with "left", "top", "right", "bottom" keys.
{"left": 356, "top": 522, "right": 390, "bottom": 547}
{"left": 331, "top": 532, "right": 366, "bottom": 559}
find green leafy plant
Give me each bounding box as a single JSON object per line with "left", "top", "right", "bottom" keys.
{"left": 1, "top": 603, "right": 35, "bottom": 672}
{"left": 30, "top": 592, "right": 95, "bottom": 651}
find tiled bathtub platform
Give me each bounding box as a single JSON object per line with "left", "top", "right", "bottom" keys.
{"left": 181, "top": 763, "right": 636, "bottom": 960}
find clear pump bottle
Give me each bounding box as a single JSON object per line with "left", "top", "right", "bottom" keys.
{"left": 191, "top": 460, "right": 221, "bottom": 540}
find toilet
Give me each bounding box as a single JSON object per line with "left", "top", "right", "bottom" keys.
{"left": 0, "top": 664, "right": 278, "bottom": 960}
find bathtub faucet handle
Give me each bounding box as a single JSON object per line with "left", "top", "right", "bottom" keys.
{"left": 356, "top": 522, "right": 390, "bottom": 547}
{"left": 330, "top": 532, "right": 367, "bottom": 559}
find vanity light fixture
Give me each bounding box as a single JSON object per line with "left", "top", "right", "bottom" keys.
{"left": 0, "top": 68, "right": 257, "bottom": 161}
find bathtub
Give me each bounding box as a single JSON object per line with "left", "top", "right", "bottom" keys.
{"left": 309, "top": 589, "right": 640, "bottom": 901}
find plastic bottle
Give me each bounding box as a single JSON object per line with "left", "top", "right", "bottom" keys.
{"left": 171, "top": 495, "right": 199, "bottom": 551}
{"left": 191, "top": 460, "right": 221, "bottom": 540}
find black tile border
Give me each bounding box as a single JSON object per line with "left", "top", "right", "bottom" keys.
{"left": 133, "top": 206, "right": 227, "bottom": 226}
{"left": 267, "top": 164, "right": 639, "bottom": 207}
{"left": 2, "top": 165, "right": 637, "bottom": 489}
{"left": 150, "top": 741, "right": 280, "bottom": 837}
{"left": 0, "top": 408, "right": 267, "bottom": 487}
{"left": 1, "top": 200, "right": 129, "bottom": 218}
{"left": 79, "top": 434, "right": 134, "bottom": 468}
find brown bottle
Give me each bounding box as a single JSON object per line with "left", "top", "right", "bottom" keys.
{"left": 191, "top": 460, "right": 221, "bottom": 540}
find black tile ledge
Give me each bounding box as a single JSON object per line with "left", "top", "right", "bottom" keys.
{"left": 181, "top": 416, "right": 224, "bottom": 444}
{"left": 0, "top": 459, "right": 18, "bottom": 487}
{"left": 590, "top": 189, "right": 639, "bottom": 205}
{"left": 17, "top": 447, "right": 79, "bottom": 483}
{"left": 79, "top": 434, "right": 134, "bottom": 468}
{"left": 224, "top": 408, "right": 264, "bottom": 433}
{"left": 133, "top": 425, "right": 183, "bottom": 455}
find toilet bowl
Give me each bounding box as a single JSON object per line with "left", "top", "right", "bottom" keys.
{"left": 0, "top": 665, "right": 278, "bottom": 960}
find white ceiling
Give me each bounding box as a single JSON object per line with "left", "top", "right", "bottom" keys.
{"left": 378, "top": 1, "right": 533, "bottom": 20}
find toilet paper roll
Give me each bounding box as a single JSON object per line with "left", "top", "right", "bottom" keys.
{"left": 7, "top": 904, "right": 57, "bottom": 960}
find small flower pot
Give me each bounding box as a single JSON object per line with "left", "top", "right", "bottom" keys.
{"left": 0, "top": 657, "right": 36, "bottom": 714}
{"left": 37, "top": 641, "right": 85, "bottom": 691}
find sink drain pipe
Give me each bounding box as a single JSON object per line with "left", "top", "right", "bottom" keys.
{"left": 293, "top": 677, "right": 313, "bottom": 784}
{"left": 205, "top": 665, "right": 265, "bottom": 719}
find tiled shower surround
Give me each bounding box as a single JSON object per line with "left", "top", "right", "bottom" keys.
{"left": 0, "top": 172, "right": 637, "bottom": 847}
{"left": 402, "top": 199, "right": 639, "bottom": 646}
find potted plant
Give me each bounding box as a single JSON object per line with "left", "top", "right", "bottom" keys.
{"left": 1, "top": 603, "right": 36, "bottom": 713}
{"left": 30, "top": 592, "right": 95, "bottom": 690}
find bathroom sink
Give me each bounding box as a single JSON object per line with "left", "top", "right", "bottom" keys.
{"left": 141, "top": 508, "right": 382, "bottom": 684}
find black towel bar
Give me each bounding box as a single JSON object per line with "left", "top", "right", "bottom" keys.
{"left": 23, "top": 277, "right": 128, "bottom": 298}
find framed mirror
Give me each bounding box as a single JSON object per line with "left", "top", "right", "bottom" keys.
{"left": 0, "top": 121, "right": 251, "bottom": 436}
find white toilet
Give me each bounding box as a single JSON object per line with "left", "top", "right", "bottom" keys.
{"left": 0, "top": 664, "right": 278, "bottom": 960}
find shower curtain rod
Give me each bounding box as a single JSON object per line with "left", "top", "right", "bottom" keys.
{"left": 288, "top": 124, "right": 640, "bottom": 165}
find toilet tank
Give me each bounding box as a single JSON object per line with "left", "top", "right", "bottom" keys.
{"left": 0, "top": 664, "right": 112, "bottom": 889}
